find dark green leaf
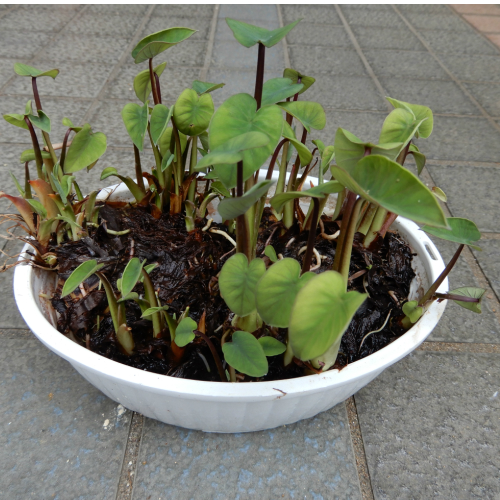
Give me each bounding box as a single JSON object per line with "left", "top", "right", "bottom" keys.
{"left": 258, "top": 336, "right": 286, "bottom": 356}
{"left": 65, "top": 124, "right": 107, "bottom": 173}
{"left": 222, "top": 331, "right": 268, "bottom": 377}
{"left": 226, "top": 18, "right": 300, "bottom": 48}
{"left": 421, "top": 217, "right": 481, "bottom": 250}
{"left": 218, "top": 180, "right": 275, "bottom": 220}
{"left": 61, "top": 260, "right": 104, "bottom": 298}
{"left": 261, "top": 77, "right": 303, "bottom": 106}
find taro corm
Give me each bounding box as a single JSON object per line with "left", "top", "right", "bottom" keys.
{"left": 0, "top": 18, "right": 484, "bottom": 382}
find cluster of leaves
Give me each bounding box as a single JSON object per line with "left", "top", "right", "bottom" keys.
{"left": 1, "top": 17, "right": 486, "bottom": 380}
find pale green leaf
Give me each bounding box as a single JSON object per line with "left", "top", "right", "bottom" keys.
{"left": 283, "top": 68, "right": 315, "bottom": 94}
{"left": 121, "top": 257, "right": 145, "bottom": 297}
{"left": 133, "top": 62, "right": 167, "bottom": 103}
{"left": 121, "top": 102, "right": 149, "bottom": 151}
{"left": 261, "top": 77, "right": 303, "bottom": 106}
{"left": 218, "top": 180, "right": 275, "bottom": 220}
{"left": 192, "top": 80, "right": 225, "bottom": 95}
{"left": 258, "top": 336, "right": 286, "bottom": 356}
{"left": 174, "top": 317, "right": 197, "bottom": 347}
{"left": 222, "top": 331, "right": 268, "bottom": 377}
{"left": 386, "top": 97, "right": 433, "bottom": 139}
{"left": 174, "top": 88, "right": 214, "bottom": 136}
{"left": 264, "top": 245, "right": 278, "bottom": 263}
{"left": 226, "top": 18, "right": 300, "bottom": 48}
{"left": 14, "top": 63, "right": 59, "bottom": 79}
{"left": 277, "top": 101, "right": 326, "bottom": 132}
{"left": 447, "top": 286, "right": 485, "bottom": 313}
{"left": 61, "top": 260, "right": 104, "bottom": 298}
{"left": 421, "top": 217, "right": 481, "bottom": 250}
{"left": 150, "top": 104, "right": 173, "bottom": 145}
{"left": 64, "top": 124, "right": 107, "bottom": 173}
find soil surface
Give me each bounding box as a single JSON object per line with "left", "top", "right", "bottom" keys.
{"left": 48, "top": 204, "right": 415, "bottom": 382}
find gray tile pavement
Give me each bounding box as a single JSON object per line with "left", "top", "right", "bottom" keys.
{"left": 0, "top": 4, "right": 499, "bottom": 499}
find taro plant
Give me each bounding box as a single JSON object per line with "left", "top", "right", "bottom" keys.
{"left": 0, "top": 17, "right": 485, "bottom": 382}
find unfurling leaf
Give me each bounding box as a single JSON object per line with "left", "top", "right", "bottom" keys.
{"left": 402, "top": 300, "right": 423, "bottom": 324}
{"left": 222, "top": 331, "right": 268, "bottom": 377}
{"left": 258, "top": 336, "right": 286, "bottom": 356}
{"left": 421, "top": 217, "right": 481, "bottom": 250}
{"left": 264, "top": 245, "right": 278, "bottom": 263}
{"left": 378, "top": 108, "right": 426, "bottom": 150}
{"left": 386, "top": 97, "right": 433, "bottom": 139}
{"left": 174, "top": 317, "right": 197, "bottom": 347}
{"left": 283, "top": 68, "right": 315, "bottom": 94}
{"left": 432, "top": 186, "right": 447, "bottom": 202}
{"left": 28, "top": 110, "right": 51, "bottom": 133}
{"left": 150, "top": 104, "right": 172, "bottom": 145}
{"left": 226, "top": 18, "right": 300, "bottom": 48}
{"left": 133, "top": 62, "right": 167, "bottom": 103}
{"left": 282, "top": 120, "right": 312, "bottom": 166}
{"left": 61, "top": 260, "right": 104, "bottom": 298}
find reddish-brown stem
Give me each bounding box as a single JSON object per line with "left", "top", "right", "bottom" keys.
{"left": 236, "top": 161, "right": 250, "bottom": 259}
{"left": 194, "top": 330, "right": 226, "bottom": 382}
{"left": 24, "top": 116, "right": 44, "bottom": 178}
{"left": 434, "top": 293, "right": 480, "bottom": 303}
{"left": 236, "top": 160, "right": 244, "bottom": 197}
{"left": 419, "top": 244, "right": 465, "bottom": 306}
{"left": 60, "top": 128, "right": 72, "bottom": 170}
{"left": 266, "top": 138, "right": 288, "bottom": 180}
{"left": 149, "top": 58, "right": 159, "bottom": 106}
{"left": 254, "top": 42, "right": 265, "bottom": 110}
{"left": 301, "top": 198, "right": 320, "bottom": 274}
{"left": 31, "top": 77, "right": 42, "bottom": 111}
{"left": 133, "top": 144, "right": 146, "bottom": 192}
{"left": 293, "top": 77, "right": 302, "bottom": 102}
{"left": 379, "top": 211, "right": 398, "bottom": 238}
{"left": 332, "top": 191, "right": 357, "bottom": 272}
{"left": 154, "top": 73, "right": 162, "bottom": 104}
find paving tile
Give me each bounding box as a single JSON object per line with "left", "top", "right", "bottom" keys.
{"left": 452, "top": 4, "right": 500, "bottom": 15}
{"left": 487, "top": 33, "right": 500, "bottom": 48}
{"left": 67, "top": 12, "right": 143, "bottom": 37}
{"left": 398, "top": 4, "right": 452, "bottom": 14}
{"left": 0, "top": 58, "right": 21, "bottom": 88}
{"left": 363, "top": 50, "right": 449, "bottom": 80}
{"left": 86, "top": 4, "right": 150, "bottom": 15}
{"left": 355, "top": 351, "right": 500, "bottom": 500}
{"left": 43, "top": 33, "right": 130, "bottom": 64}
{"left": 0, "top": 337, "right": 131, "bottom": 498}
{"left": 219, "top": 4, "right": 278, "bottom": 23}
{"left": 472, "top": 239, "right": 500, "bottom": 301}
{"left": 426, "top": 163, "right": 500, "bottom": 232}
{"left": 145, "top": 15, "right": 212, "bottom": 41}
{"left": 340, "top": 6, "right": 406, "bottom": 28}
{"left": 464, "top": 14, "right": 500, "bottom": 33}
{"left": 212, "top": 40, "right": 284, "bottom": 70}
{"left": 5, "top": 59, "right": 113, "bottom": 98}
{"left": 0, "top": 31, "right": 52, "bottom": 59}
{"left": 402, "top": 11, "right": 476, "bottom": 31}
{"left": 0, "top": 5, "right": 81, "bottom": 32}
{"left": 282, "top": 5, "right": 342, "bottom": 25}
{"left": 153, "top": 4, "right": 215, "bottom": 18}
{"left": 351, "top": 26, "right": 426, "bottom": 51}
{"left": 133, "top": 404, "right": 361, "bottom": 500}
{"left": 289, "top": 46, "right": 366, "bottom": 76}
{"left": 307, "top": 75, "right": 387, "bottom": 112}
{"left": 379, "top": 78, "right": 478, "bottom": 115}
{"left": 440, "top": 54, "right": 500, "bottom": 82}
{"left": 462, "top": 82, "right": 500, "bottom": 116}
{"left": 419, "top": 28, "right": 499, "bottom": 55}
{"left": 0, "top": 95, "right": 93, "bottom": 145}
{"left": 286, "top": 23, "right": 351, "bottom": 48}
{"left": 426, "top": 236, "right": 500, "bottom": 344}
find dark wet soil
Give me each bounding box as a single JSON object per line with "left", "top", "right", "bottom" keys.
{"left": 49, "top": 204, "right": 415, "bottom": 382}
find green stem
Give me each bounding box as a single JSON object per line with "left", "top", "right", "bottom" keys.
{"left": 141, "top": 268, "right": 162, "bottom": 337}
{"left": 171, "top": 120, "right": 183, "bottom": 195}
{"left": 331, "top": 188, "right": 346, "bottom": 221}
{"left": 339, "top": 198, "right": 364, "bottom": 286}
{"left": 357, "top": 202, "right": 378, "bottom": 235}
{"left": 302, "top": 198, "right": 320, "bottom": 274}
{"left": 96, "top": 272, "right": 120, "bottom": 332}
{"left": 332, "top": 191, "right": 357, "bottom": 272}
{"left": 363, "top": 206, "right": 387, "bottom": 248}
{"left": 198, "top": 192, "right": 218, "bottom": 218}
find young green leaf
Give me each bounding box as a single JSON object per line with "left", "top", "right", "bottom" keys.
{"left": 283, "top": 68, "right": 315, "bottom": 94}
{"left": 133, "top": 62, "right": 167, "bottom": 103}
{"left": 161, "top": 152, "right": 174, "bottom": 172}
{"left": 264, "top": 245, "right": 278, "bottom": 263}
{"left": 432, "top": 186, "right": 447, "bottom": 202}
{"left": 211, "top": 181, "right": 231, "bottom": 198}
{"left": 258, "top": 336, "right": 286, "bottom": 356}
{"left": 421, "top": 217, "right": 481, "bottom": 250}
{"left": 150, "top": 104, "right": 172, "bottom": 145}
{"left": 331, "top": 155, "right": 448, "bottom": 228}
{"left": 61, "top": 260, "right": 104, "bottom": 298}
{"left": 226, "top": 18, "right": 300, "bottom": 48}
{"left": 14, "top": 63, "right": 59, "bottom": 79}
{"left": 3, "top": 113, "right": 29, "bottom": 130}
{"left": 158, "top": 127, "right": 188, "bottom": 158}
{"left": 378, "top": 108, "right": 426, "bottom": 148}
{"left": 218, "top": 180, "right": 275, "bottom": 220}
{"left": 289, "top": 271, "right": 367, "bottom": 361}
{"left": 174, "top": 88, "right": 214, "bottom": 136}
{"left": 321, "top": 145, "right": 335, "bottom": 174}
{"left": 117, "top": 292, "right": 139, "bottom": 304}
{"left": 174, "top": 317, "right": 197, "bottom": 347}
{"left": 255, "top": 258, "right": 315, "bottom": 327}
{"left": 26, "top": 198, "right": 47, "bottom": 218}
{"left": 192, "top": 80, "right": 225, "bottom": 95}
{"left": 10, "top": 172, "right": 25, "bottom": 197}
{"left": 64, "top": 124, "right": 107, "bottom": 173}
{"left": 219, "top": 254, "right": 266, "bottom": 317}
{"left": 261, "top": 77, "right": 303, "bottom": 106}
{"left": 402, "top": 300, "right": 423, "bottom": 324}
{"left": 446, "top": 287, "right": 485, "bottom": 313}
{"left": 282, "top": 120, "right": 312, "bottom": 166}
{"left": 277, "top": 101, "right": 326, "bottom": 132}
{"left": 20, "top": 148, "right": 51, "bottom": 163}
{"left": 222, "top": 331, "right": 268, "bottom": 377}
{"left": 116, "top": 324, "right": 134, "bottom": 355}
{"left": 28, "top": 110, "right": 51, "bottom": 133}
{"left": 121, "top": 257, "right": 145, "bottom": 297}
{"left": 386, "top": 97, "right": 433, "bottom": 139}
{"left": 121, "top": 102, "right": 149, "bottom": 151}
{"left": 131, "top": 28, "right": 197, "bottom": 64}
{"left": 409, "top": 143, "right": 426, "bottom": 175}
{"left": 141, "top": 305, "right": 169, "bottom": 318}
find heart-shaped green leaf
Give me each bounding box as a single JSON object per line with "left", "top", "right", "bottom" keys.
{"left": 402, "top": 300, "right": 423, "bottom": 324}
{"left": 421, "top": 217, "right": 481, "bottom": 250}
{"left": 379, "top": 108, "right": 427, "bottom": 149}
{"left": 133, "top": 62, "right": 167, "bottom": 103}
{"left": 264, "top": 245, "right": 278, "bottom": 263}
{"left": 282, "top": 120, "right": 312, "bottom": 166}
{"left": 331, "top": 155, "right": 448, "bottom": 228}
{"left": 14, "top": 63, "right": 59, "bottom": 79}
{"left": 386, "top": 97, "right": 433, "bottom": 139}
{"left": 261, "top": 77, "right": 303, "bottom": 106}
{"left": 258, "top": 336, "right": 286, "bottom": 356}
{"left": 209, "top": 93, "right": 283, "bottom": 188}
{"left": 219, "top": 254, "right": 266, "bottom": 317}
{"left": 255, "top": 258, "right": 315, "bottom": 327}
{"left": 447, "top": 287, "right": 485, "bottom": 313}
{"left": 121, "top": 102, "right": 149, "bottom": 151}
{"left": 226, "top": 18, "right": 300, "bottom": 48}
{"left": 64, "top": 124, "right": 107, "bottom": 173}
{"left": 218, "top": 179, "right": 275, "bottom": 220}
{"left": 192, "top": 80, "right": 225, "bottom": 95}
{"left": 334, "top": 128, "right": 402, "bottom": 173}
{"left": 158, "top": 127, "right": 188, "bottom": 158}
{"left": 28, "top": 110, "right": 51, "bottom": 133}
{"left": 20, "top": 148, "right": 51, "bottom": 163}
{"left": 150, "top": 104, "right": 172, "bottom": 145}
{"left": 270, "top": 180, "right": 343, "bottom": 212}
{"left": 277, "top": 101, "right": 326, "bottom": 132}
{"left": 289, "top": 271, "right": 367, "bottom": 361}
{"left": 132, "top": 28, "right": 197, "bottom": 64}
{"left": 283, "top": 68, "right": 315, "bottom": 95}
{"left": 174, "top": 88, "right": 214, "bottom": 136}
{"left": 222, "top": 331, "right": 268, "bottom": 377}
{"left": 174, "top": 317, "right": 197, "bottom": 347}
{"left": 121, "top": 257, "right": 145, "bottom": 297}
{"left": 3, "top": 113, "right": 29, "bottom": 129}
{"left": 61, "top": 260, "right": 104, "bottom": 298}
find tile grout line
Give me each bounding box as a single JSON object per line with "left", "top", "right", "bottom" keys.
{"left": 80, "top": 4, "right": 157, "bottom": 125}
{"left": 334, "top": 4, "right": 392, "bottom": 112}
{"left": 276, "top": 4, "right": 291, "bottom": 69}
{"left": 345, "top": 397, "right": 375, "bottom": 500}
{"left": 198, "top": 4, "right": 219, "bottom": 82}
{"left": 418, "top": 341, "right": 500, "bottom": 353}
{"left": 0, "top": 4, "right": 90, "bottom": 94}
{"left": 391, "top": 5, "right": 500, "bottom": 136}
{"left": 116, "top": 412, "right": 145, "bottom": 500}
